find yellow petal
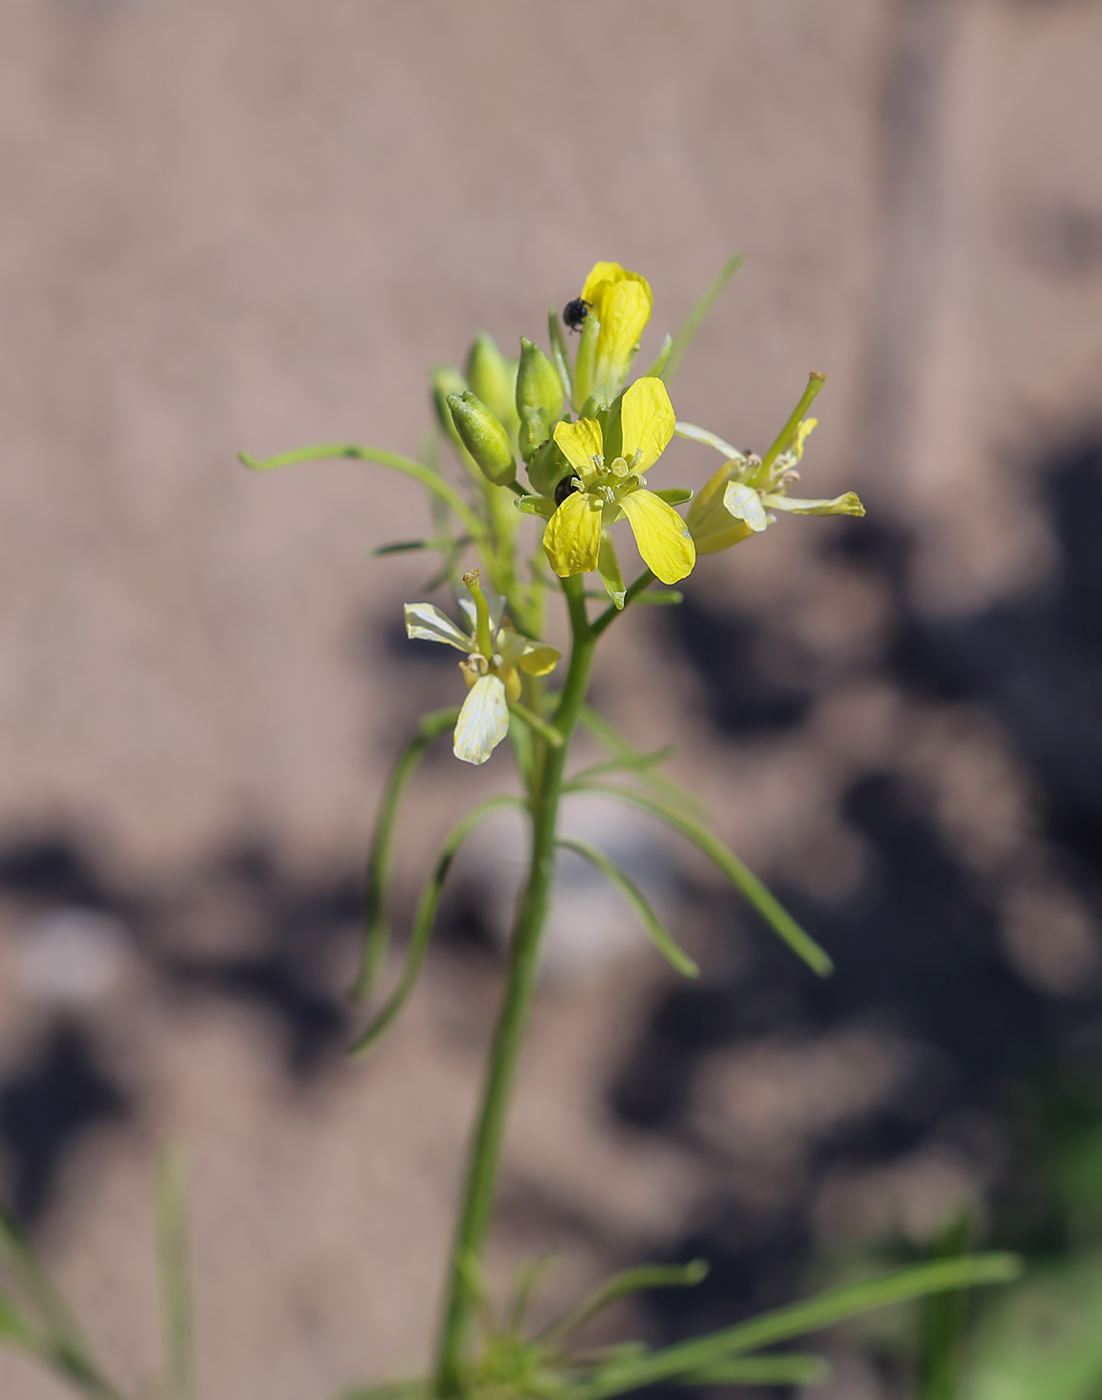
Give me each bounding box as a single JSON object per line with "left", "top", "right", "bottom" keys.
{"left": 620, "top": 377, "right": 676, "bottom": 471}
{"left": 792, "top": 417, "right": 817, "bottom": 461}
{"left": 581, "top": 262, "right": 652, "bottom": 315}
{"left": 693, "top": 519, "right": 755, "bottom": 555}
{"left": 619, "top": 489, "right": 696, "bottom": 584}
{"left": 542, "top": 489, "right": 603, "bottom": 577}
{"left": 762, "top": 489, "right": 865, "bottom": 517}
{"left": 553, "top": 417, "right": 604, "bottom": 478}
{"left": 594, "top": 280, "right": 652, "bottom": 388}
{"left": 581, "top": 261, "right": 629, "bottom": 305}
{"left": 517, "top": 643, "right": 560, "bottom": 676}
{"left": 453, "top": 674, "right": 509, "bottom": 765}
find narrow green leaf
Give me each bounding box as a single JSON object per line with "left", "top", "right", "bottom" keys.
{"left": 373, "top": 536, "right": 473, "bottom": 557}
{"left": 565, "top": 784, "right": 833, "bottom": 977}
{"left": 557, "top": 838, "right": 699, "bottom": 979}
{"left": 0, "top": 1206, "right": 85, "bottom": 1358}
{"left": 0, "top": 1288, "right": 41, "bottom": 1349}
{"left": 576, "top": 704, "right": 702, "bottom": 816}
{"left": 509, "top": 702, "right": 564, "bottom": 748}
{"left": 663, "top": 255, "right": 744, "bottom": 385}
{"left": 651, "top": 489, "right": 693, "bottom": 507}
{"left": 239, "top": 444, "right": 484, "bottom": 540}
{"left": 632, "top": 591, "right": 683, "bottom": 606}
{"left": 157, "top": 1147, "right": 193, "bottom": 1400}
{"left": 349, "top": 796, "right": 527, "bottom": 1056}
{"left": 685, "top": 1353, "right": 830, "bottom": 1386}
{"left": 920, "top": 1211, "right": 975, "bottom": 1400}
{"left": 538, "top": 1261, "right": 708, "bottom": 1347}
{"left": 548, "top": 309, "right": 574, "bottom": 402}
{"left": 506, "top": 1253, "right": 559, "bottom": 1339}
{"left": 570, "top": 1255, "right": 1022, "bottom": 1400}
{"left": 568, "top": 745, "right": 676, "bottom": 786}
{"left": 350, "top": 707, "right": 462, "bottom": 1002}
{"left": 643, "top": 333, "right": 674, "bottom": 379}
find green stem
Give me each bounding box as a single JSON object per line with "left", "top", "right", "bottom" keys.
{"left": 753, "top": 372, "right": 826, "bottom": 485}
{"left": 590, "top": 570, "right": 654, "bottom": 639}
{"left": 433, "top": 575, "right": 594, "bottom": 1397}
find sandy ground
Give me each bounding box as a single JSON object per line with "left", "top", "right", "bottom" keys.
{"left": 2, "top": 1, "right": 1102, "bottom": 1397}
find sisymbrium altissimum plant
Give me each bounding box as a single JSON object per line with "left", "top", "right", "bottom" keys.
{"left": 0, "top": 259, "right": 1021, "bottom": 1400}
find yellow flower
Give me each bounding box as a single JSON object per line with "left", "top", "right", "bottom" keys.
{"left": 576, "top": 262, "right": 653, "bottom": 403}
{"left": 542, "top": 377, "right": 695, "bottom": 603}
{"left": 683, "top": 414, "right": 864, "bottom": 556}
{"left": 404, "top": 577, "right": 559, "bottom": 765}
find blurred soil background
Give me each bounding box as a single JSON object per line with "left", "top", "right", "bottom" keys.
{"left": 2, "top": 1, "right": 1102, "bottom": 1398}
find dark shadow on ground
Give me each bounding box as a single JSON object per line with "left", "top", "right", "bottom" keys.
{"left": 623, "top": 435, "right": 1102, "bottom": 1367}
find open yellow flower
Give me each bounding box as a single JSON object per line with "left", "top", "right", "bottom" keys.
{"left": 683, "top": 400, "right": 864, "bottom": 556}
{"left": 543, "top": 377, "right": 695, "bottom": 603}
{"left": 404, "top": 577, "right": 559, "bottom": 765}
{"left": 576, "top": 262, "right": 653, "bottom": 403}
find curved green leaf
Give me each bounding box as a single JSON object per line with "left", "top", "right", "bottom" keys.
{"left": 575, "top": 704, "right": 701, "bottom": 815}
{"left": 538, "top": 1261, "right": 707, "bottom": 1347}
{"left": 643, "top": 333, "right": 674, "bottom": 380}
{"left": 239, "top": 443, "right": 483, "bottom": 539}
{"left": 557, "top": 838, "right": 699, "bottom": 979}
{"left": 349, "top": 796, "right": 528, "bottom": 1056}
{"left": 570, "top": 1255, "right": 1022, "bottom": 1400}
{"left": 351, "top": 707, "right": 461, "bottom": 1002}
{"left": 568, "top": 745, "right": 676, "bottom": 787}
{"left": 685, "top": 1354, "right": 830, "bottom": 1386}
{"left": 663, "top": 255, "right": 744, "bottom": 385}
{"left": 564, "top": 784, "right": 832, "bottom": 976}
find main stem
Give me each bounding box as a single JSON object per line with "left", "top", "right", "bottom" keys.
{"left": 434, "top": 574, "right": 594, "bottom": 1397}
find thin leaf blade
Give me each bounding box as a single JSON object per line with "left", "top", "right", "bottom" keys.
{"left": 557, "top": 838, "right": 699, "bottom": 979}
{"left": 566, "top": 784, "right": 832, "bottom": 976}
{"left": 349, "top": 796, "right": 528, "bottom": 1056}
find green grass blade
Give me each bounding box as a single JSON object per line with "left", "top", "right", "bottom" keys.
{"left": 350, "top": 707, "right": 462, "bottom": 1002}
{"left": 684, "top": 1354, "right": 830, "bottom": 1386}
{"left": 920, "top": 1211, "right": 975, "bottom": 1400}
{"left": 569, "top": 1255, "right": 1022, "bottom": 1400}
{"left": 538, "top": 1261, "right": 707, "bottom": 1347}
{"left": 663, "top": 255, "right": 744, "bottom": 385}
{"left": 557, "top": 839, "right": 699, "bottom": 979}
{"left": 349, "top": 796, "right": 527, "bottom": 1056}
{"left": 239, "top": 443, "right": 483, "bottom": 539}
{"left": 565, "top": 784, "right": 832, "bottom": 976}
{"left": 576, "top": 704, "right": 702, "bottom": 816}
{"left": 157, "top": 1147, "right": 193, "bottom": 1400}
{"left": 0, "top": 1206, "right": 85, "bottom": 1358}
{"left": 0, "top": 1287, "right": 42, "bottom": 1350}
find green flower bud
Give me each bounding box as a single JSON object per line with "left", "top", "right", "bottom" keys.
{"left": 515, "top": 337, "right": 564, "bottom": 464}
{"left": 446, "top": 391, "right": 516, "bottom": 487}
{"left": 465, "top": 333, "right": 519, "bottom": 435}
{"left": 526, "top": 437, "right": 571, "bottom": 499}
{"left": 431, "top": 366, "right": 468, "bottom": 446}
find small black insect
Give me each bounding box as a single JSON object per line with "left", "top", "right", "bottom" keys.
{"left": 554, "top": 475, "right": 581, "bottom": 506}
{"left": 562, "top": 298, "right": 590, "bottom": 333}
